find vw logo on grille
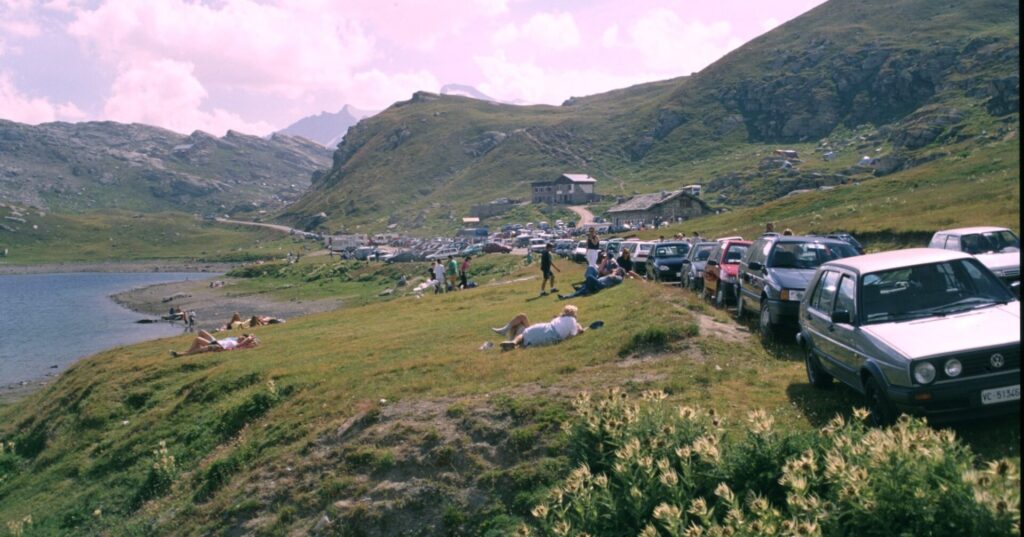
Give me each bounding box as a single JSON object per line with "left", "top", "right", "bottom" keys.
{"left": 990, "top": 353, "right": 1005, "bottom": 368}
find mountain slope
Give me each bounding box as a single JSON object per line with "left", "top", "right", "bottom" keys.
{"left": 277, "top": 105, "right": 378, "bottom": 148}
{"left": 0, "top": 121, "right": 333, "bottom": 216}
{"left": 283, "top": 0, "right": 1018, "bottom": 233}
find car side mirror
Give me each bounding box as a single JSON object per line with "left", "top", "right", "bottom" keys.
{"left": 681, "top": 259, "right": 691, "bottom": 264}
{"left": 831, "top": 310, "right": 852, "bottom": 324}
{"left": 706, "top": 259, "right": 718, "bottom": 266}
{"left": 748, "top": 261, "right": 762, "bottom": 271}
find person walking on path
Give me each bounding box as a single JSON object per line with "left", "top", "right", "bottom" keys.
{"left": 459, "top": 255, "right": 472, "bottom": 289}
{"left": 433, "top": 260, "right": 446, "bottom": 294}
{"left": 585, "top": 227, "right": 600, "bottom": 267}
{"left": 539, "top": 243, "right": 560, "bottom": 296}
{"left": 446, "top": 255, "right": 459, "bottom": 291}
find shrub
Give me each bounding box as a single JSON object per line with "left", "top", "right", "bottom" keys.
{"left": 133, "top": 441, "right": 178, "bottom": 507}
{"left": 527, "top": 389, "right": 1021, "bottom": 537}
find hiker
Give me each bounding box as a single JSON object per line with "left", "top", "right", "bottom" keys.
{"left": 491, "top": 304, "right": 586, "bottom": 350}
{"left": 459, "top": 255, "right": 471, "bottom": 289}
{"left": 433, "top": 260, "right": 446, "bottom": 294}
{"left": 585, "top": 227, "right": 600, "bottom": 266}
{"left": 446, "top": 255, "right": 459, "bottom": 291}
{"left": 539, "top": 243, "right": 560, "bottom": 296}
{"left": 691, "top": 231, "right": 701, "bottom": 243}
{"left": 616, "top": 249, "right": 642, "bottom": 279}
{"left": 782, "top": 228, "right": 794, "bottom": 236}
{"left": 171, "top": 330, "right": 259, "bottom": 357}
{"left": 185, "top": 310, "right": 197, "bottom": 332}
{"left": 765, "top": 222, "right": 776, "bottom": 234}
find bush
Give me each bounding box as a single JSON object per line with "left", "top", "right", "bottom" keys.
{"left": 526, "top": 389, "right": 1021, "bottom": 536}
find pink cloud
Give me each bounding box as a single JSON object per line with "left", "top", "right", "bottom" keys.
{"left": 102, "top": 59, "right": 273, "bottom": 135}
{"left": 0, "top": 72, "right": 85, "bottom": 123}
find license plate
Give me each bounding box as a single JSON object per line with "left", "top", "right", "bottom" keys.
{"left": 981, "top": 385, "right": 1020, "bottom": 405}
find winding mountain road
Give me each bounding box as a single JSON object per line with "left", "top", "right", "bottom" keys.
{"left": 567, "top": 205, "right": 594, "bottom": 227}
{"left": 214, "top": 217, "right": 303, "bottom": 235}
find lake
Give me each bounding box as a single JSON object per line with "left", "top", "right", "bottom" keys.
{"left": 0, "top": 272, "right": 210, "bottom": 385}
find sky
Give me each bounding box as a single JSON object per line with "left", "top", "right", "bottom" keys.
{"left": 0, "top": 0, "right": 826, "bottom": 136}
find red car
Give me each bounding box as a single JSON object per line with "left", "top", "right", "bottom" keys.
{"left": 702, "top": 239, "right": 751, "bottom": 308}
{"left": 482, "top": 242, "right": 512, "bottom": 254}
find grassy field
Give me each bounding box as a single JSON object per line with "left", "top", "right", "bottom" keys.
{"left": 623, "top": 139, "right": 1020, "bottom": 248}
{"left": 0, "top": 256, "right": 1017, "bottom": 535}
{"left": 0, "top": 208, "right": 306, "bottom": 265}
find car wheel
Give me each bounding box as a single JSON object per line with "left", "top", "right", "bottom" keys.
{"left": 759, "top": 301, "right": 776, "bottom": 342}
{"left": 864, "top": 375, "right": 895, "bottom": 426}
{"left": 804, "top": 346, "right": 833, "bottom": 388}
{"left": 735, "top": 293, "right": 747, "bottom": 320}
{"left": 715, "top": 285, "right": 726, "bottom": 308}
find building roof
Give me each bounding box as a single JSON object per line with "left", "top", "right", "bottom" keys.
{"left": 607, "top": 189, "right": 711, "bottom": 213}
{"left": 824, "top": 248, "right": 972, "bottom": 274}
{"left": 560, "top": 173, "right": 597, "bottom": 183}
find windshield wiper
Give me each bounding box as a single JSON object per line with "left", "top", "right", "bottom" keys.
{"left": 925, "top": 298, "right": 999, "bottom": 316}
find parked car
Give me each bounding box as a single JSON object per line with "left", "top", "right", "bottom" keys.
{"left": 482, "top": 242, "right": 512, "bottom": 254}
{"left": 426, "top": 248, "right": 459, "bottom": 261}
{"left": 554, "top": 239, "right": 574, "bottom": 257}
{"left": 529, "top": 237, "right": 549, "bottom": 253}
{"left": 796, "top": 248, "right": 1020, "bottom": 425}
{"left": 646, "top": 241, "right": 691, "bottom": 282}
{"left": 703, "top": 240, "right": 751, "bottom": 307}
{"left": 632, "top": 241, "right": 655, "bottom": 276}
{"left": 460, "top": 244, "right": 483, "bottom": 256}
{"left": 736, "top": 235, "right": 859, "bottom": 341}
{"left": 928, "top": 227, "right": 1020, "bottom": 295}
{"left": 572, "top": 241, "right": 588, "bottom": 263}
{"left": 825, "top": 232, "right": 865, "bottom": 254}
{"left": 680, "top": 241, "right": 717, "bottom": 292}
{"left": 383, "top": 250, "right": 423, "bottom": 264}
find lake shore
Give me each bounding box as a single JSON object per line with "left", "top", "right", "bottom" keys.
{"left": 0, "top": 260, "right": 238, "bottom": 275}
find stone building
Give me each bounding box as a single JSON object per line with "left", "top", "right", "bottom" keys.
{"left": 531, "top": 174, "right": 597, "bottom": 204}
{"left": 606, "top": 189, "right": 712, "bottom": 226}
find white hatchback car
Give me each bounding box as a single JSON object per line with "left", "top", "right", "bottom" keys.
{"left": 928, "top": 226, "right": 1020, "bottom": 295}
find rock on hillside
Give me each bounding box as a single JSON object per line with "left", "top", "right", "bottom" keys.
{"left": 282, "top": 0, "right": 1018, "bottom": 233}
{"left": 0, "top": 121, "right": 332, "bottom": 215}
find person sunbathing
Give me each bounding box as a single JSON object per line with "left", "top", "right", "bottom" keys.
{"left": 491, "top": 305, "right": 586, "bottom": 350}
{"left": 220, "top": 312, "right": 244, "bottom": 331}
{"left": 247, "top": 315, "right": 285, "bottom": 327}
{"left": 171, "top": 330, "right": 259, "bottom": 357}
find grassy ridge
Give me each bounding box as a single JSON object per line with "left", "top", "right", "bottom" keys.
{"left": 0, "top": 208, "right": 302, "bottom": 265}
{"left": 0, "top": 258, "right": 1017, "bottom": 535}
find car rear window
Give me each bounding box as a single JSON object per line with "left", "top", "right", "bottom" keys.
{"left": 724, "top": 244, "right": 748, "bottom": 263}
{"left": 769, "top": 241, "right": 858, "bottom": 269}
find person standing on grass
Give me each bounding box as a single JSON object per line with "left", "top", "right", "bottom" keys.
{"left": 585, "top": 227, "right": 600, "bottom": 267}
{"left": 539, "top": 243, "right": 560, "bottom": 296}
{"left": 446, "top": 255, "right": 459, "bottom": 291}
{"left": 459, "top": 255, "right": 471, "bottom": 289}
{"left": 433, "top": 260, "right": 446, "bottom": 294}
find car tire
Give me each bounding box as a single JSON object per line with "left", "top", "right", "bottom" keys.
{"left": 736, "top": 293, "right": 747, "bottom": 320}
{"left": 864, "top": 375, "right": 895, "bottom": 427}
{"left": 759, "top": 301, "right": 776, "bottom": 342}
{"left": 715, "top": 285, "right": 726, "bottom": 308}
{"left": 805, "top": 346, "right": 833, "bottom": 388}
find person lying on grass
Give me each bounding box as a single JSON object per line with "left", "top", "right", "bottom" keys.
{"left": 491, "top": 304, "right": 587, "bottom": 351}
{"left": 171, "top": 330, "right": 259, "bottom": 357}
{"left": 558, "top": 267, "right": 626, "bottom": 300}
{"left": 217, "top": 313, "right": 285, "bottom": 331}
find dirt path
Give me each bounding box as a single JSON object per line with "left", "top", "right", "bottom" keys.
{"left": 567, "top": 205, "right": 594, "bottom": 227}
{"left": 215, "top": 217, "right": 306, "bottom": 235}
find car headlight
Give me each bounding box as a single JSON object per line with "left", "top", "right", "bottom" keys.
{"left": 944, "top": 358, "right": 962, "bottom": 378}
{"left": 913, "top": 362, "right": 936, "bottom": 384}
{"left": 658, "top": 265, "right": 669, "bottom": 271}
{"left": 780, "top": 289, "right": 804, "bottom": 301}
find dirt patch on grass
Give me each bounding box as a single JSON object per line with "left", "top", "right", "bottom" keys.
{"left": 697, "top": 312, "right": 751, "bottom": 344}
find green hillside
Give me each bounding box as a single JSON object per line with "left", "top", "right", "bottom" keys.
{"left": 283, "top": 0, "right": 1018, "bottom": 235}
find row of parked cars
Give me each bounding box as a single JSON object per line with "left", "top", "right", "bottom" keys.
{"left": 667, "top": 226, "right": 1020, "bottom": 425}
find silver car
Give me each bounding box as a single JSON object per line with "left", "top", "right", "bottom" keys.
{"left": 797, "top": 248, "right": 1020, "bottom": 425}
{"left": 928, "top": 226, "right": 1020, "bottom": 295}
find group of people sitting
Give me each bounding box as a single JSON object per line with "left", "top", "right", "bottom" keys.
{"left": 557, "top": 250, "right": 639, "bottom": 300}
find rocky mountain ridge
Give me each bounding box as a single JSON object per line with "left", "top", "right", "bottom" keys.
{"left": 277, "top": 105, "right": 378, "bottom": 148}
{"left": 0, "top": 120, "right": 332, "bottom": 215}
{"left": 283, "top": 0, "right": 1018, "bottom": 233}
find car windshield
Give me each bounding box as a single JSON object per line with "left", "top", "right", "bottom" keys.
{"left": 860, "top": 259, "right": 1014, "bottom": 324}
{"left": 769, "top": 241, "right": 858, "bottom": 269}
{"left": 655, "top": 244, "right": 689, "bottom": 257}
{"left": 693, "top": 244, "right": 714, "bottom": 261}
{"left": 723, "top": 244, "right": 748, "bottom": 263}
{"left": 961, "top": 231, "right": 1020, "bottom": 254}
